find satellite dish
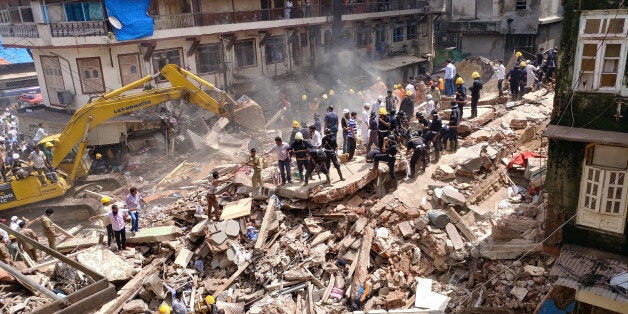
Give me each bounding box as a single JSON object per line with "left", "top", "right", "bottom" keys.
{"left": 108, "top": 16, "right": 122, "bottom": 29}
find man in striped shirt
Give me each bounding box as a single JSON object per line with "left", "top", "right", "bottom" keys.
{"left": 347, "top": 112, "right": 358, "bottom": 161}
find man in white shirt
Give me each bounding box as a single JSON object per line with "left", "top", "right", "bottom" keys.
{"left": 266, "top": 137, "right": 292, "bottom": 185}
{"left": 525, "top": 60, "right": 539, "bottom": 93}
{"left": 28, "top": 146, "right": 48, "bottom": 185}
{"left": 7, "top": 126, "right": 17, "bottom": 142}
{"left": 496, "top": 60, "right": 505, "bottom": 96}
{"left": 33, "top": 123, "right": 48, "bottom": 143}
{"left": 360, "top": 103, "right": 371, "bottom": 144}
{"left": 90, "top": 204, "right": 128, "bottom": 251}
{"left": 440, "top": 60, "right": 457, "bottom": 97}
{"left": 308, "top": 125, "right": 322, "bottom": 148}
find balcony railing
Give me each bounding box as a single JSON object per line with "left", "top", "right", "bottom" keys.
{"left": 0, "top": 23, "right": 39, "bottom": 38}
{"left": 50, "top": 20, "right": 108, "bottom": 37}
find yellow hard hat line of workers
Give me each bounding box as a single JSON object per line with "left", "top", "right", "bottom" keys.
{"left": 158, "top": 294, "right": 219, "bottom": 313}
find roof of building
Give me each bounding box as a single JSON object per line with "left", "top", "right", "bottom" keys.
{"left": 543, "top": 124, "right": 628, "bottom": 147}
{"left": 550, "top": 245, "right": 628, "bottom": 312}
{"left": 363, "top": 55, "right": 427, "bottom": 72}
{"left": 0, "top": 47, "right": 33, "bottom": 64}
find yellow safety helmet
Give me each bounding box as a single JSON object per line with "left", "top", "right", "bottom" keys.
{"left": 159, "top": 303, "right": 171, "bottom": 314}
{"left": 455, "top": 77, "right": 464, "bottom": 85}
{"left": 101, "top": 196, "right": 111, "bottom": 204}
{"left": 406, "top": 90, "right": 414, "bottom": 96}
{"left": 322, "top": 94, "right": 328, "bottom": 99}
{"left": 515, "top": 51, "right": 523, "bottom": 57}
{"left": 471, "top": 71, "right": 480, "bottom": 79}
{"left": 349, "top": 89, "right": 355, "bottom": 95}
{"left": 45, "top": 142, "right": 54, "bottom": 148}
{"left": 205, "top": 295, "right": 216, "bottom": 305}
{"left": 329, "top": 90, "right": 335, "bottom": 96}
{"left": 519, "top": 61, "right": 527, "bottom": 67}
{"left": 378, "top": 107, "right": 387, "bottom": 115}
{"left": 95, "top": 153, "right": 102, "bottom": 159}
{"left": 292, "top": 120, "right": 300, "bottom": 128}
{"left": 8, "top": 234, "right": 16, "bottom": 240}
{"left": 301, "top": 95, "right": 307, "bottom": 101}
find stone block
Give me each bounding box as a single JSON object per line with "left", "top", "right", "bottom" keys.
{"left": 432, "top": 164, "right": 456, "bottom": 181}
{"left": 127, "top": 225, "right": 182, "bottom": 244}
{"left": 120, "top": 299, "right": 148, "bottom": 314}
{"left": 440, "top": 185, "right": 466, "bottom": 206}
{"left": 397, "top": 221, "right": 414, "bottom": 238}
{"left": 174, "top": 248, "right": 194, "bottom": 268}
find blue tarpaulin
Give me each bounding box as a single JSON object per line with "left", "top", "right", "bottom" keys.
{"left": 104, "top": 0, "right": 153, "bottom": 41}
{"left": 0, "top": 47, "right": 33, "bottom": 64}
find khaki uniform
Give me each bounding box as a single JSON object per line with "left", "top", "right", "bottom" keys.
{"left": 250, "top": 155, "right": 263, "bottom": 189}
{"left": 19, "top": 227, "right": 38, "bottom": 262}
{"left": 0, "top": 242, "right": 10, "bottom": 264}
{"left": 41, "top": 215, "right": 56, "bottom": 250}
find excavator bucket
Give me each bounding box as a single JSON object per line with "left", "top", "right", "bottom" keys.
{"left": 232, "top": 95, "right": 265, "bottom": 130}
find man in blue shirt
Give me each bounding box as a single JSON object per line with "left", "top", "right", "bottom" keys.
{"left": 323, "top": 105, "right": 339, "bottom": 142}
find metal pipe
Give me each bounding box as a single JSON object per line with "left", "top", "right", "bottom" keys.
{"left": 0, "top": 260, "right": 63, "bottom": 301}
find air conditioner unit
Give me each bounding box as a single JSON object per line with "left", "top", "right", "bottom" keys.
{"left": 57, "top": 90, "right": 74, "bottom": 105}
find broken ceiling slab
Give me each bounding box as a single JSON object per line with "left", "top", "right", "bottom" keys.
{"left": 221, "top": 197, "right": 252, "bottom": 220}
{"left": 413, "top": 277, "right": 451, "bottom": 311}
{"left": 77, "top": 246, "right": 134, "bottom": 282}
{"left": 126, "top": 225, "right": 182, "bottom": 244}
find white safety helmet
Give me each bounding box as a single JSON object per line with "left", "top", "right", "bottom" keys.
{"left": 343, "top": 109, "right": 350, "bottom": 114}
{"left": 426, "top": 94, "right": 433, "bottom": 100}
{"left": 377, "top": 95, "right": 384, "bottom": 101}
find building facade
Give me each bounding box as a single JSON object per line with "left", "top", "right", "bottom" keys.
{"left": 1, "top": 0, "right": 445, "bottom": 111}
{"left": 441, "top": 0, "right": 563, "bottom": 61}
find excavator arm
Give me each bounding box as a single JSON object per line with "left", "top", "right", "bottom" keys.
{"left": 48, "top": 64, "right": 239, "bottom": 179}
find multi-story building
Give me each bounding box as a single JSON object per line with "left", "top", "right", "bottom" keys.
{"left": 542, "top": 0, "right": 627, "bottom": 311}
{"left": 441, "top": 0, "right": 563, "bottom": 61}
{"left": 1, "top": 0, "right": 445, "bottom": 111}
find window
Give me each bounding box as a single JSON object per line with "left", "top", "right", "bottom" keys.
{"left": 265, "top": 36, "right": 285, "bottom": 64}
{"left": 77, "top": 57, "right": 105, "bottom": 94}
{"left": 300, "top": 32, "right": 308, "bottom": 48}
{"left": 515, "top": 0, "right": 527, "bottom": 10}
{"left": 356, "top": 26, "right": 370, "bottom": 47}
{"left": 375, "top": 24, "right": 386, "bottom": 43}
{"left": 577, "top": 145, "right": 628, "bottom": 234}
{"left": 196, "top": 43, "right": 223, "bottom": 74}
{"left": 152, "top": 48, "right": 183, "bottom": 81}
{"left": 393, "top": 25, "right": 404, "bottom": 42}
{"left": 0, "top": 0, "right": 33, "bottom": 23}
{"left": 234, "top": 40, "right": 256, "bottom": 68}
{"left": 44, "top": 2, "right": 104, "bottom": 22}
{"left": 575, "top": 14, "right": 628, "bottom": 92}
{"left": 118, "top": 53, "right": 142, "bottom": 86}
{"left": 407, "top": 21, "right": 417, "bottom": 40}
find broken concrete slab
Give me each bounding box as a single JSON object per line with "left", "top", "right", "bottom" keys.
{"left": 120, "top": 299, "right": 148, "bottom": 314}
{"left": 174, "top": 248, "right": 194, "bottom": 268}
{"left": 414, "top": 277, "right": 451, "bottom": 311}
{"left": 57, "top": 236, "right": 100, "bottom": 253}
{"left": 450, "top": 143, "right": 487, "bottom": 172}
{"left": 432, "top": 164, "right": 456, "bottom": 181}
{"left": 221, "top": 198, "right": 252, "bottom": 220}
{"left": 440, "top": 186, "right": 466, "bottom": 206}
{"left": 190, "top": 218, "right": 208, "bottom": 237}
{"left": 478, "top": 241, "right": 542, "bottom": 259}
{"left": 211, "top": 231, "right": 228, "bottom": 245}
{"left": 126, "top": 225, "right": 182, "bottom": 244}
{"left": 223, "top": 220, "right": 240, "bottom": 237}
{"left": 77, "top": 246, "right": 134, "bottom": 282}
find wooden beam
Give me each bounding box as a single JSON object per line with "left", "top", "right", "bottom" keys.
{"left": 212, "top": 261, "right": 251, "bottom": 295}
{"left": 95, "top": 251, "right": 174, "bottom": 314}
{"left": 22, "top": 249, "right": 87, "bottom": 273}
{"left": 186, "top": 37, "right": 201, "bottom": 57}
{"left": 259, "top": 31, "right": 271, "bottom": 47}
{"left": 321, "top": 274, "right": 335, "bottom": 302}
{"left": 254, "top": 198, "right": 278, "bottom": 250}
{"left": 446, "top": 207, "right": 478, "bottom": 242}
{"left": 350, "top": 226, "right": 374, "bottom": 300}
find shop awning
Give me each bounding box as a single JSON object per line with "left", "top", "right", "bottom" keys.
{"left": 363, "top": 55, "right": 427, "bottom": 72}
{"left": 542, "top": 124, "right": 628, "bottom": 147}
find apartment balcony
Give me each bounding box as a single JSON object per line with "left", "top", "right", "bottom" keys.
{"left": 0, "top": 23, "right": 39, "bottom": 38}
{"left": 447, "top": 20, "right": 503, "bottom": 34}
{"left": 49, "top": 20, "right": 108, "bottom": 37}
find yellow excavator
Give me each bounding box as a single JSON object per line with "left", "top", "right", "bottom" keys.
{"left": 0, "top": 64, "right": 263, "bottom": 214}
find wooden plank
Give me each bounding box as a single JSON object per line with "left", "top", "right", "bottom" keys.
{"left": 350, "top": 226, "right": 374, "bottom": 300}
{"left": 306, "top": 281, "right": 315, "bottom": 314}
{"left": 321, "top": 274, "right": 335, "bottom": 302}
{"left": 158, "top": 160, "right": 187, "bottom": 186}
{"left": 254, "top": 198, "right": 277, "bottom": 250}
{"left": 220, "top": 197, "right": 252, "bottom": 220}
{"left": 445, "top": 223, "right": 465, "bottom": 250}
{"left": 95, "top": 251, "right": 173, "bottom": 314}
{"left": 212, "top": 261, "right": 251, "bottom": 295}
{"left": 22, "top": 249, "right": 88, "bottom": 273}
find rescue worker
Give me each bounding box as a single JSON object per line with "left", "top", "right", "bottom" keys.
{"left": 289, "top": 132, "right": 312, "bottom": 182}
{"left": 266, "top": 137, "right": 292, "bottom": 185}
{"left": 347, "top": 112, "right": 358, "bottom": 161}
{"left": 89, "top": 204, "right": 129, "bottom": 251}
{"left": 303, "top": 148, "right": 330, "bottom": 186}
{"left": 18, "top": 221, "right": 38, "bottom": 262}
{"left": 496, "top": 60, "right": 505, "bottom": 96}
{"left": 0, "top": 234, "right": 11, "bottom": 265}
{"left": 204, "top": 171, "right": 232, "bottom": 220}
{"left": 341, "top": 109, "right": 350, "bottom": 154}
{"left": 406, "top": 133, "right": 428, "bottom": 178}
{"left": 515, "top": 51, "right": 524, "bottom": 63}
{"left": 323, "top": 106, "right": 339, "bottom": 141}
{"left": 454, "top": 77, "right": 466, "bottom": 119}
{"left": 384, "top": 90, "right": 395, "bottom": 113}
{"left": 313, "top": 113, "right": 322, "bottom": 132}
{"left": 28, "top": 145, "right": 47, "bottom": 185}
{"left": 300, "top": 121, "right": 310, "bottom": 140}
{"left": 469, "top": 71, "right": 483, "bottom": 118}
{"left": 426, "top": 83, "right": 440, "bottom": 109}
{"left": 543, "top": 48, "right": 557, "bottom": 83}
{"left": 41, "top": 208, "right": 56, "bottom": 250}
{"left": 399, "top": 90, "right": 414, "bottom": 119}
{"left": 309, "top": 125, "right": 322, "bottom": 148}
{"left": 42, "top": 142, "right": 58, "bottom": 182}
{"left": 525, "top": 60, "right": 539, "bottom": 93}
{"left": 125, "top": 187, "right": 147, "bottom": 235}
{"left": 446, "top": 101, "right": 461, "bottom": 152}
{"left": 415, "top": 112, "right": 430, "bottom": 134}
{"left": 507, "top": 62, "right": 528, "bottom": 100}
{"left": 100, "top": 196, "right": 115, "bottom": 249}
{"left": 247, "top": 148, "right": 263, "bottom": 190}
{"left": 7, "top": 234, "right": 21, "bottom": 262}
{"left": 424, "top": 110, "right": 442, "bottom": 162}
{"left": 289, "top": 120, "right": 301, "bottom": 146}
{"left": 366, "top": 111, "right": 378, "bottom": 152}
{"left": 372, "top": 134, "right": 398, "bottom": 180}
{"left": 425, "top": 93, "right": 435, "bottom": 116}
{"left": 373, "top": 95, "right": 384, "bottom": 119}
{"left": 321, "top": 128, "right": 345, "bottom": 181}
{"left": 377, "top": 107, "right": 391, "bottom": 149}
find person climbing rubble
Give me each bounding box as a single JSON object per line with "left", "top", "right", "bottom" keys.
{"left": 303, "top": 147, "right": 330, "bottom": 186}
{"left": 288, "top": 132, "right": 312, "bottom": 182}
{"left": 89, "top": 204, "right": 128, "bottom": 252}
{"left": 372, "top": 134, "right": 398, "bottom": 180}
{"left": 41, "top": 208, "right": 56, "bottom": 250}
{"left": 125, "top": 187, "right": 147, "bottom": 235}
{"left": 203, "top": 171, "right": 232, "bottom": 219}
{"left": 321, "top": 128, "right": 344, "bottom": 181}
{"left": 454, "top": 77, "right": 466, "bottom": 119}
{"left": 507, "top": 61, "right": 528, "bottom": 100}
{"left": 247, "top": 148, "right": 263, "bottom": 190}
{"left": 406, "top": 132, "right": 429, "bottom": 178}
{"left": 469, "top": 71, "right": 483, "bottom": 118}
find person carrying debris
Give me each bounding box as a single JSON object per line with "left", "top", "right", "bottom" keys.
{"left": 323, "top": 105, "right": 339, "bottom": 141}
{"left": 454, "top": 77, "right": 466, "bottom": 119}
{"left": 289, "top": 132, "right": 312, "bottom": 182}
{"left": 266, "top": 137, "right": 292, "bottom": 185}
{"left": 204, "top": 171, "right": 232, "bottom": 219}
{"left": 308, "top": 125, "right": 322, "bottom": 148}
{"left": 469, "top": 71, "right": 483, "bottom": 118}
{"left": 89, "top": 204, "right": 128, "bottom": 251}
{"left": 507, "top": 61, "right": 528, "bottom": 100}
{"left": 406, "top": 132, "right": 429, "bottom": 178}
{"left": 100, "top": 197, "right": 115, "bottom": 248}
{"left": 372, "top": 134, "right": 398, "bottom": 180}
{"left": 41, "top": 208, "right": 56, "bottom": 250}
{"left": 18, "top": 221, "right": 38, "bottom": 262}
{"left": 321, "top": 128, "right": 345, "bottom": 181}
{"left": 125, "top": 187, "right": 147, "bottom": 235}
{"left": 303, "top": 148, "right": 330, "bottom": 186}
{"left": 446, "top": 101, "right": 461, "bottom": 153}
{"left": 377, "top": 107, "right": 391, "bottom": 149}
{"left": 247, "top": 148, "right": 263, "bottom": 190}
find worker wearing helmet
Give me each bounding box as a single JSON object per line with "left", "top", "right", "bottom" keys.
{"left": 99, "top": 196, "right": 115, "bottom": 249}
{"left": 372, "top": 134, "right": 398, "bottom": 180}
{"left": 469, "top": 72, "right": 483, "bottom": 118}
{"left": 377, "top": 106, "right": 391, "bottom": 150}
{"left": 321, "top": 128, "right": 345, "bottom": 181}
{"left": 7, "top": 233, "right": 20, "bottom": 263}
{"left": 91, "top": 152, "right": 109, "bottom": 174}
{"left": 424, "top": 110, "right": 443, "bottom": 162}
{"left": 506, "top": 61, "right": 528, "bottom": 100}
{"left": 373, "top": 95, "right": 385, "bottom": 120}
{"left": 399, "top": 89, "right": 414, "bottom": 119}
{"left": 289, "top": 120, "right": 301, "bottom": 146}
{"left": 454, "top": 77, "right": 467, "bottom": 119}
{"left": 366, "top": 111, "right": 378, "bottom": 152}
{"left": 289, "top": 132, "right": 312, "bottom": 183}
{"left": 158, "top": 303, "right": 171, "bottom": 314}
{"left": 515, "top": 51, "right": 523, "bottom": 63}
{"left": 385, "top": 90, "right": 396, "bottom": 113}
{"left": 341, "top": 109, "right": 351, "bottom": 154}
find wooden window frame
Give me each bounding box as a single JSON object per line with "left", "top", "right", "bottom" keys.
{"left": 76, "top": 57, "right": 106, "bottom": 94}
{"left": 151, "top": 48, "right": 184, "bottom": 82}
{"left": 196, "top": 43, "right": 224, "bottom": 74}
{"left": 234, "top": 39, "right": 257, "bottom": 69}
{"left": 117, "top": 53, "right": 143, "bottom": 87}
